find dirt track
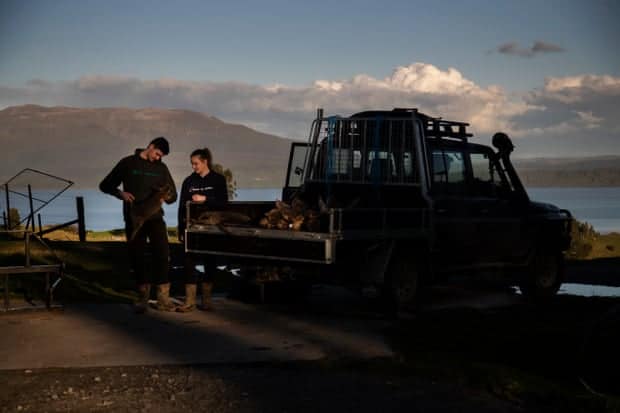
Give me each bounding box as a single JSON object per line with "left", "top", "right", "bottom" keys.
{"left": 1, "top": 259, "right": 619, "bottom": 412}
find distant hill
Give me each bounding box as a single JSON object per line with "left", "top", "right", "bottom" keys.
{"left": 1, "top": 105, "right": 618, "bottom": 190}
{"left": 514, "top": 157, "right": 620, "bottom": 187}
{"left": 0, "top": 105, "right": 294, "bottom": 189}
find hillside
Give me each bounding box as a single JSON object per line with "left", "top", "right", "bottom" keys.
{"left": 514, "top": 157, "right": 620, "bottom": 187}
{"left": 0, "top": 105, "right": 294, "bottom": 188}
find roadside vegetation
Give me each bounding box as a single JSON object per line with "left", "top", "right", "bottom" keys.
{"left": 568, "top": 219, "right": 620, "bottom": 260}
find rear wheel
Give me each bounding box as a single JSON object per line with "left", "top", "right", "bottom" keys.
{"left": 519, "top": 252, "right": 564, "bottom": 301}
{"left": 382, "top": 249, "right": 420, "bottom": 313}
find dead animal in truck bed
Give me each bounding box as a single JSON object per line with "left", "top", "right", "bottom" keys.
{"left": 192, "top": 211, "right": 252, "bottom": 226}
{"left": 259, "top": 198, "right": 318, "bottom": 231}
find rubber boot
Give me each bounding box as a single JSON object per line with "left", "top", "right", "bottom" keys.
{"left": 154, "top": 282, "right": 176, "bottom": 311}
{"left": 133, "top": 283, "right": 151, "bottom": 314}
{"left": 199, "top": 282, "right": 214, "bottom": 311}
{"left": 176, "top": 284, "right": 197, "bottom": 313}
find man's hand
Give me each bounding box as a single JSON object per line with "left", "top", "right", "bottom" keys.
{"left": 178, "top": 232, "right": 185, "bottom": 243}
{"left": 119, "top": 191, "right": 135, "bottom": 202}
{"left": 191, "top": 194, "right": 207, "bottom": 202}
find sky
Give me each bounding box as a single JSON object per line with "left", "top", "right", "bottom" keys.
{"left": 1, "top": 0, "right": 619, "bottom": 157}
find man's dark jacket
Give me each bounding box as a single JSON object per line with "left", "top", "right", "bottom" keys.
{"left": 99, "top": 149, "right": 177, "bottom": 222}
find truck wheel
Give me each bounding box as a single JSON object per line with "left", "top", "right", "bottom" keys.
{"left": 519, "top": 252, "right": 564, "bottom": 301}
{"left": 383, "top": 251, "right": 419, "bottom": 313}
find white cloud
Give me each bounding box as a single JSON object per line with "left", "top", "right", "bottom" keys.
{"left": 1, "top": 64, "right": 619, "bottom": 156}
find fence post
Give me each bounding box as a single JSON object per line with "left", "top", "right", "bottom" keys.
{"left": 4, "top": 183, "right": 10, "bottom": 231}
{"left": 27, "top": 184, "right": 35, "bottom": 233}
{"left": 76, "top": 196, "right": 86, "bottom": 242}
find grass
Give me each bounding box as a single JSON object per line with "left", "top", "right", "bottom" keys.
{"left": 588, "top": 232, "right": 620, "bottom": 259}
{"left": 15, "top": 225, "right": 181, "bottom": 242}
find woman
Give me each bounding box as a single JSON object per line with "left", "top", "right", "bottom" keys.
{"left": 177, "top": 147, "right": 228, "bottom": 312}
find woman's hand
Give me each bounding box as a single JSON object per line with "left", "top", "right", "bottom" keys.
{"left": 191, "top": 194, "right": 207, "bottom": 202}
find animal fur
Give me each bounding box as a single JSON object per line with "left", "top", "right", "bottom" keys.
{"left": 258, "top": 198, "right": 321, "bottom": 231}
{"left": 128, "top": 184, "right": 173, "bottom": 240}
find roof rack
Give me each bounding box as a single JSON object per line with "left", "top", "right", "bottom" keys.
{"left": 417, "top": 112, "right": 472, "bottom": 142}
{"left": 349, "top": 108, "right": 472, "bottom": 141}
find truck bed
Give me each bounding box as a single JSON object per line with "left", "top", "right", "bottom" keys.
{"left": 185, "top": 201, "right": 430, "bottom": 264}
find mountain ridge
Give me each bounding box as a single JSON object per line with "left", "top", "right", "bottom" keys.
{"left": 1, "top": 105, "right": 294, "bottom": 189}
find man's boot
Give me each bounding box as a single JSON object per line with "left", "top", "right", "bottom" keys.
{"left": 154, "top": 282, "right": 176, "bottom": 311}
{"left": 198, "top": 282, "right": 214, "bottom": 311}
{"left": 134, "top": 283, "right": 151, "bottom": 314}
{"left": 176, "top": 284, "right": 197, "bottom": 313}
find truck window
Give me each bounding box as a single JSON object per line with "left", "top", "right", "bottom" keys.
{"left": 308, "top": 117, "right": 418, "bottom": 185}
{"left": 286, "top": 143, "right": 309, "bottom": 188}
{"left": 328, "top": 148, "right": 352, "bottom": 175}
{"left": 469, "top": 151, "right": 509, "bottom": 197}
{"left": 367, "top": 151, "right": 397, "bottom": 179}
{"left": 431, "top": 149, "right": 466, "bottom": 195}
{"left": 431, "top": 149, "right": 465, "bottom": 183}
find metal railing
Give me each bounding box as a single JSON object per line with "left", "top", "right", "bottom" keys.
{"left": 0, "top": 229, "right": 64, "bottom": 311}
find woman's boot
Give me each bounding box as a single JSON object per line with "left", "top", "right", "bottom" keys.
{"left": 176, "top": 284, "right": 197, "bottom": 312}
{"left": 155, "top": 282, "right": 176, "bottom": 311}
{"left": 199, "top": 282, "right": 214, "bottom": 311}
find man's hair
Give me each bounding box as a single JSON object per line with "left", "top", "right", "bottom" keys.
{"left": 150, "top": 136, "right": 170, "bottom": 155}
{"left": 191, "top": 147, "right": 213, "bottom": 166}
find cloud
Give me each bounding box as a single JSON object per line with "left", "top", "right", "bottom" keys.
{"left": 1, "top": 64, "right": 619, "bottom": 157}
{"left": 505, "top": 73, "right": 620, "bottom": 156}
{"left": 0, "top": 63, "right": 531, "bottom": 140}
{"left": 492, "top": 41, "right": 565, "bottom": 58}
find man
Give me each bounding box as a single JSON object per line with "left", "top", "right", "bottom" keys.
{"left": 100, "top": 137, "right": 178, "bottom": 313}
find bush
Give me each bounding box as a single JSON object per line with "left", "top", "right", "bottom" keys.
{"left": 212, "top": 163, "right": 237, "bottom": 200}
{"left": 567, "top": 219, "right": 597, "bottom": 259}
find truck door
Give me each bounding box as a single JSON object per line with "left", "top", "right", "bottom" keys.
{"left": 467, "top": 150, "right": 528, "bottom": 264}
{"left": 428, "top": 145, "right": 479, "bottom": 268}
{"left": 282, "top": 142, "right": 310, "bottom": 202}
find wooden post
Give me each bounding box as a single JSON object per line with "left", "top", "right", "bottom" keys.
{"left": 2, "top": 211, "right": 6, "bottom": 231}
{"left": 4, "top": 183, "right": 10, "bottom": 230}
{"left": 27, "top": 184, "right": 35, "bottom": 233}
{"left": 76, "top": 196, "right": 86, "bottom": 242}
{"left": 38, "top": 213, "right": 43, "bottom": 235}
{"left": 25, "top": 232, "right": 31, "bottom": 267}
{"left": 3, "top": 275, "right": 8, "bottom": 310}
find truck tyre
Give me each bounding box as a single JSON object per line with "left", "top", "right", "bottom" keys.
{"left": 519, "top": 252, "right": 564, "bottom": 301}
{"left": 382, "top": 250, "right": 420, "bottom": 313}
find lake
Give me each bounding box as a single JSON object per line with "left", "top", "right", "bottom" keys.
{"left": 1, "top": 187, "right": 619, "bottom": 233}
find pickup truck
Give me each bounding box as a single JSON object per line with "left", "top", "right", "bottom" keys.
{"left": 185, "top": 108, "right": 572, "bottom": 308}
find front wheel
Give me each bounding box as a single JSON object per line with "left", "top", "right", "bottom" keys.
{"left": 519, "top": 252, "right": 564, "bottom": 301}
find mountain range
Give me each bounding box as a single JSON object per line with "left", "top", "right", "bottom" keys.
{"left": 1, "top": 105, "right": 618, "bottom": 189}
{"left": 0, "top": 105, "right": 293, "bottom": 189}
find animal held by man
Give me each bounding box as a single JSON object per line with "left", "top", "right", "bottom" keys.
{"left": 129, "top": 184, "right": 173, "bottom": 240}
